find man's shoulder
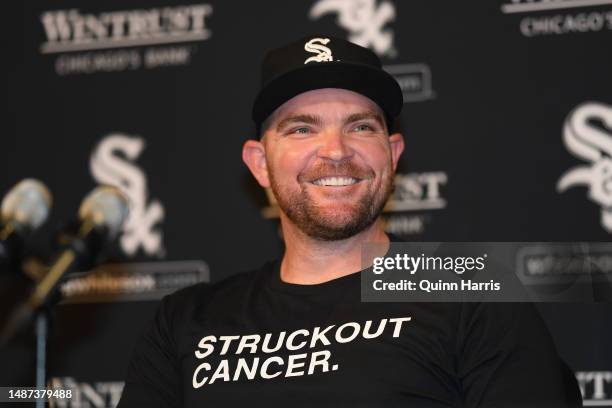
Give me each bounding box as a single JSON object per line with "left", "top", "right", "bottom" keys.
{"left": 161, "top": 260, "right": 276, "bottom": 311}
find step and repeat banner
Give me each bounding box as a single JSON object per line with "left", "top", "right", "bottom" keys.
{"left": 1, "top": 0, "right": 611, "bottom": 406}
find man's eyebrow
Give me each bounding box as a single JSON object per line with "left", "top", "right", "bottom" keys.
{"left": 276, "top": 114, "right": 323, "bottom": 132}
{"left": 344, "top": 111, "right": 385, "bottom": 128}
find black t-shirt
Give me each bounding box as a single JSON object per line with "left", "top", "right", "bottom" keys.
{"left": 118, "top": 259, "right": 574, "bottom": 408}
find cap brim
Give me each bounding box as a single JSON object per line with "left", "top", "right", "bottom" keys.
{"left": 252, "top": 62, "right": 403, "bottom": 127}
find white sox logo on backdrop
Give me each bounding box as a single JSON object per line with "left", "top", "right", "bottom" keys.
{"left": 308, "top": 0, "right": 435, "bottom": 103}
{"left": 309, "top": 0, "right": 396, "bottom": 57}
{"left": 90, "top": 133, "right": 165, "bottom": 257}
{"left": 558, "top": 102, "right": 612, "bottom": 233}
{"left": 304, "top": 38, "right": 334, "bottom": 63}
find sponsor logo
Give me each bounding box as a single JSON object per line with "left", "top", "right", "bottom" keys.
{"left": 60, "top": 261, "right": 210, "bottom": 303}
{"left": 91, "top": 133, "right": 165, "bottom": 257}
{"left": 309, "top": 0, "right": 396, "bottom": 57}
{"left": 262, "top": 171, "right": 447, "bottom": 235}
{"left": 576, "top": 371, "right": 612, "bottom": 406}
{"left": 40, "top": 5, "right": 212, "bottom": 53}
{"left": 381, "top": 172, "right": 447, "bottom": 236}
{"left": 500, "top": 0, "right": 612, "bottom": 37}
{"left": 516, "top": 243, "right": 612, "bottom": 287}
{"left": 557, "top": 102, "right": 612, "bottom": 233}
{"left": 40, "top": 4, "right": 212, "bottom": 75}
{"left": 385, "top": 172, "right": 447, "bottom": 212}
{"left": 383, "top": 64, "right": 435, "bottom": 103}
{"left": 49, "top": 377, "right": 124, "bottom": 408}
{"left": 304, "top": 37, "right": 334, "bottom": 63}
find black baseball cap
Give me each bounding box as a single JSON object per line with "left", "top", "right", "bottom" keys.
{"left": 252, "top": 35, "right": 403, "bottom": 131}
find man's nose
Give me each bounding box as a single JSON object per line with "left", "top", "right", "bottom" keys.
{"left": 316, "top": 129, "right": 354, "bottom": 161}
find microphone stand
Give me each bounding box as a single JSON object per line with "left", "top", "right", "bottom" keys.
{"left": 0, "top": 219, "right": 103, "bottom": 407}
{"left": 30, "top": 221, "right": 97, "bottom": 405}
{"left": 35, "top": 310, "right": 47, "bottom": 408}
{"left": 0, "top": 260, "right": 50, "bottom": 407}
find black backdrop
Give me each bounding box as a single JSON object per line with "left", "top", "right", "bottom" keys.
{"left": 1, "top": 0, "right": 611, "bottom": 406}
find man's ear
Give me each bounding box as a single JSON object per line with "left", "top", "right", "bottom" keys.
{"left": 389, "top": 133, "right": 405, "bottom": 171}
{"left": 242, "top": 139, "right": 271, "bottom": 188}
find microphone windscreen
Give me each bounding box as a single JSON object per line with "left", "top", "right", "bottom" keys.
{"left": 1, "top": 179, "right": 52, "bottom": 230}
{"left": 78, "top": 186, "right": 129, "bottom": 238}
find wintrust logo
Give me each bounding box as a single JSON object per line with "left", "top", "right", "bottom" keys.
{"left": 40, "top": 5, "right": 212, "bottom": 53}
{"left": 90, "top": 133, "right": 165, "bottom": 257}
{"left": 386, "top": 172, "right": 447, "bottom": 212}
{"left": 576, "top": 371, "right": 612, "bottom": 407}
{"left": 502, "top": 0, "right": 612, "bottom": 14}
{"left": 557, "top": 102, "right": 612, "bottom": 233}
{"left": 500, "top": 0, "right": 612, "bottom": 37}
{"left": 382, "top": 172, "right": 447, "bottom": 235}
{"left": 40, "top": 5, "right": 213, "bottom": 75}
{"left": 48, "top": 377, "right": 124, "bottom": 408}
{"left": 309, "top": 0, "right": 396, "bottom": 57}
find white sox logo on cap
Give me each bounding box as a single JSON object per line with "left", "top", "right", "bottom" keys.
{"left": 253, "top": 35, "right": 402, "bottom": 127}
{"left": 304, "top": 38, "right": 333, "bottom": 64}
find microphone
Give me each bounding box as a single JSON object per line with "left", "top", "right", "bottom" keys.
{"left": 0, "top": 185, "right": 129, "bottom": 347}
{"left": 0, "top": 179, "right": 52, "bottom": 271}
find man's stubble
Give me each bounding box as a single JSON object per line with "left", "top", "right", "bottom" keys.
{"left": 268, "top": 160, "right": 394, "bottom": 241}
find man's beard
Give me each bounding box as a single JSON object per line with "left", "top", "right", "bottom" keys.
{"left": 269, "top": 160, "right": 394, "bottom": 241}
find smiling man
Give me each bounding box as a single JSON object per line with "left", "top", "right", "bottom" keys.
{"left": 117, "top": 36, "right": 577, "bottom": 407}
{"left": 243, "top": 86, "right": 403, "bottom": 284}
{"left": 250, "top": 90, "right": 399, "bottom": 243}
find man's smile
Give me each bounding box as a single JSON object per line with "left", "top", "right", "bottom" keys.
{"left": 310, "top": 176, "right": 361, "bottom": 187}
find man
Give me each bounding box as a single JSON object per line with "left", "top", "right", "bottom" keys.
{"left": 118, "top": 36, "right": 577, "bottom": 407}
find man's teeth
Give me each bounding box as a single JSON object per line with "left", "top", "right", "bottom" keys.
{"left": 312, "top": 177, "right": 358, "bottom": 186}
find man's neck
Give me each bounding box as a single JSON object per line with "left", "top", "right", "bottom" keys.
{"left": 279, "top": 218, "right": 390, "bottom": 285}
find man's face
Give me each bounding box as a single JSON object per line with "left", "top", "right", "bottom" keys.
{"left": 245, "top": 88, "right": 404, "bottom": 241}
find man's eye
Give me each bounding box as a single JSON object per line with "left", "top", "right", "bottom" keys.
{"left": 291, "top": 127, "right": 311, "bottom": 135}
{"left": 353, "top": 123, "right": 374, "bottom": 132}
